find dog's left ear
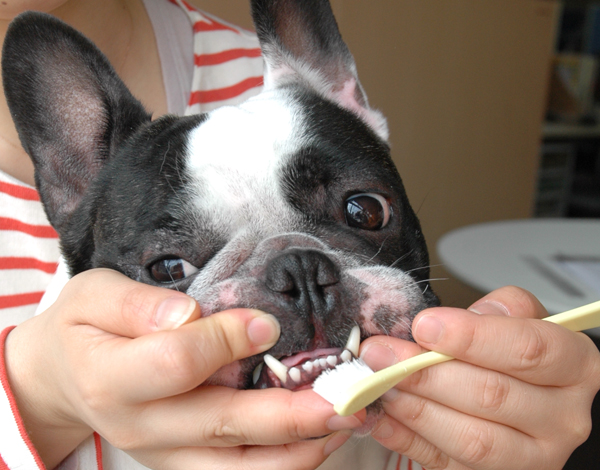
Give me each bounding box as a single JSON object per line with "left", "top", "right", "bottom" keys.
{"left": 251, "top": 0, "right": 389, "bottom": 141}
{"left": 2, "top": 12, "right": 151, "bottom": 233}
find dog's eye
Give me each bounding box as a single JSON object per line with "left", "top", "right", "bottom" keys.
{"left": 149, "top": 258, "right": 198, "bottom": 283}
{"left": 344, "top": 193, "right": 391, "bottom": 230}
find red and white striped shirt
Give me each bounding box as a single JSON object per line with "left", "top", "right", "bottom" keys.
{"left": 0, "top": 1, "right": 413, "bottom": 468}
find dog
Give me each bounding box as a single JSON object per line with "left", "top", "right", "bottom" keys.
{"left": 3, "top": 0, "right": 438, "bottom": 465}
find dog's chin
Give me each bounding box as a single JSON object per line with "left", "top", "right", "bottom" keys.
{"left": 355, "top": 400, "right": 385, "bottom": 436}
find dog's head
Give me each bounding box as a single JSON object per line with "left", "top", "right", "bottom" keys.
{"left": 2, "top": 0, "right": 438, "bottom": 392}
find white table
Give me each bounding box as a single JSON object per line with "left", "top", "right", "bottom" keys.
{"left": 437, "top": 219, "right": 600, "bottom": 337}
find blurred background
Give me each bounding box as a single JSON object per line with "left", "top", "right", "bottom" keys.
{"left": 191, "top": 2, "right": 599, "bottom": 466}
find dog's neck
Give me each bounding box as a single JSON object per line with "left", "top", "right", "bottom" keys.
{"left": 0, "top": 0, "right": 167, "bottom": 186}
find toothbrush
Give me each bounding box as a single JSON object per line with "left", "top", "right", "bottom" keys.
{"left": 313, "top": 300, "right": 600, "bottom": 417}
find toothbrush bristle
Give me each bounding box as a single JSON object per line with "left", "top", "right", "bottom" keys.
{"left": 312, "top": 357, "right": 375, "bottom": 405}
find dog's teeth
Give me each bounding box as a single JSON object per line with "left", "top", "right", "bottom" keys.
{"left": 302, "top": 361, "right": 314, "bottom": 373}
{"left": 252, "top": 362, "right": 264, "bottom": 385}
{"left": 345, "top": 325, "right": 361, "bottom": 357}
{"left": 326, "top": 355, "right": 337, "bottom": 367}
{"left": 319, "top": 358, "right": 327, "bottom": 368}
{"left": 289, "top": 367, "right": 301, "bottom": 383}
{"left": 340, "top": 349, "right": 352, "bottom": 363}
{"left": 264, "top": 354, "right": 289, "bottom": 383}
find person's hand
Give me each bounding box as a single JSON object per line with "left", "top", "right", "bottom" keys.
{"left": 360, "top": 286, "right": 600, "bottom": 470}
{"left": 5, "top": 269, "right": 364, "bottom": 470}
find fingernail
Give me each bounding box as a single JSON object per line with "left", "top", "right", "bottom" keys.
{"left": 327, "top": 414, "right": 362, "bottom": 431}
{"left": 469, "top": 301, "right": 510, "bottom": 317}
{"left": 154, "top": 296, "right": 197, "bottom": 330}
{"left": 247, "top": 312, "right": 280, "bottom": 347}
{"left": 414, "top": 315, "right": 444, "bottom": 344}
{"left": 360, "top": 343, "right": 398, "bottom": 370}
{"left": 381, "top": 388, "right": 400, "bottom": 402}
{"left": 323, "top": 430, "right": 353, "bottom": 456}
{"left": 372, "top": 422, "right": 394, "bottom": 440}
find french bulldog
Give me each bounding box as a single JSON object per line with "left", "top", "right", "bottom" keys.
{"left": 3, "top": 0, "right": 438, "bottom": 435}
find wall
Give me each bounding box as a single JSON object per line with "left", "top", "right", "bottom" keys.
{"left": 192, "top": 0, "right": 559, "bottom": 307}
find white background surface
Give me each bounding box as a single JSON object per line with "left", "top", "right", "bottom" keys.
{"left": 438, "top": 219, "right": 600, "bottom": 337}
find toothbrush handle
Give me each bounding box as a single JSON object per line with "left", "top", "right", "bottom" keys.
{"left": 391, "top": 300, "right": 600, "bottom": 384}
{"left": 379, "top": 300, "right": 600, "bottom": 385}
{"left": 543, "top": 300, "right": 600, "bottom": 332}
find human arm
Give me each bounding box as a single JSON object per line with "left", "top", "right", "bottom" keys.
{"left": 361, "top": 286, "right": 600, "bottom": 470}
{"left": 3, "top": 269, "right": 362, "bottom": 470}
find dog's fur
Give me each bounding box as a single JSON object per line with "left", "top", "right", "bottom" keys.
{"left": 2, "top": 0, "right": 438, "bottom": 396}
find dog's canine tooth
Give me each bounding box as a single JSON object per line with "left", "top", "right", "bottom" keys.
{"left": 252, "top": 362, "right": 264, "bottom": 385}
{"left": 345, "top": 325, "right": 361, "bottom": 357}
{"left": 340, "top": 349, "right": 352, "bottom": 363}
{"left": 326, "top": 355, "right": 337, "bottom": 366}
{"left": 302, "top": 361, "right": 314, "bottom": 373}
{"left": 289, "top": 367, "right": 301, "bottom": 383}
{"left": 264, "top": 354, "right": 289, "bottom": 383}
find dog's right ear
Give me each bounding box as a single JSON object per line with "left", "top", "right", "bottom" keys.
{"left": 251, "top": 0, "right": 389, "bottom": 141}
{"left": 2, "top": 12, "right": 151, "bottom": 233}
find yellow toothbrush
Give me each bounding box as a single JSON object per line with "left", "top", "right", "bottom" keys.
{"left": 312, "top": 300, "right": 600, "bottom": 416}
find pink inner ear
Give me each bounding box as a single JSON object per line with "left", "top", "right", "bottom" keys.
{"left": 264, "top": 63, "right": 389, "bottom": 141}
{"left": 332, "top": 79, "right": 389, "bottom": 141}
{"left": 264, "top": 63, "right": 296, "bottom": 88}
{"left": 333, "top": 78, "right": 366, "bottom": 115}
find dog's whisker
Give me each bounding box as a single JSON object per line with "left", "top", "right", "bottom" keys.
{"left": 389, "top": 249, "right": 415, "bottom": 268}
{"left": 165, "top": 269, "right": 181, "bottom": 292}
{"left": 159, "top": 141, "right": 171, "bottom": 175}
{"left": 173, "top": 150, "right": 185, "bottom": 186}
{"left": 415, "top": 277, "right": 448, "bottom": 284}
{"left": 404, "top": 263, "right": 444, "bottom": 274}
{"left": 415, "top": 189, "right": 434, "bottom": 217}
{"left": 367, "top": 235, "right": 390, "bottom": 264}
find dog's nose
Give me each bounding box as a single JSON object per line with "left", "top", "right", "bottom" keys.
{"left": 265, "top": 249, "right": 340, "bottom": 319}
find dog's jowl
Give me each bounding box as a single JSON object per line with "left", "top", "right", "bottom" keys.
{"left": 2, "top": 0, "right": 438, "bottom": 399}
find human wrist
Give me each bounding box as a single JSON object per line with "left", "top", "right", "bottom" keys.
{"left": 3, "top": 320, "right": 92, "bottom": 468}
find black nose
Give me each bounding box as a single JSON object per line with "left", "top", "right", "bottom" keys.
{"left": 265, "top": 249, "right": 340, "bottom": 319}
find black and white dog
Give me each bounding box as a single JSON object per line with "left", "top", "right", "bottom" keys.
{"left": 3, "top": 0, "right": 437, "bottom": 421}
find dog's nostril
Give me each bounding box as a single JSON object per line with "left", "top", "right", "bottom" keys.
{"left": 316, "top": 260, "right": 339, "bottom": 287}
{"left": 265, "top": 249, "right": 340, "bottom": 312}
{"left": 267, "top": 268, "right": 296, "bottom": 293}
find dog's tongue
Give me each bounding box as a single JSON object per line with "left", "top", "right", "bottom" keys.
{"left": 254, "top": 347, "right": 346, "bottom": 391}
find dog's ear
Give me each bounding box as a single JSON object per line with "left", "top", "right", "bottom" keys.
{"left": 251, "top": 0, "right": 388, "bottom": 140}
{"left": 2, "top": 12, "right": 151, "bottom": 232}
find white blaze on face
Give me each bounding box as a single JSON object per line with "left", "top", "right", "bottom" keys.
{"left": 184, "top": 90, "right": 305, "bottom": 236}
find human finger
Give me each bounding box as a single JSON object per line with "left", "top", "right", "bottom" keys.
{"left": 130, "top": 432, "right": 352, "bottom": 470}
{"left": 372, "top": 415, "right": 465, "bottom": 470}
{"left": 372, "top": 392, "right": 545, "bottom": 470}
{"left": 360, "top": 333, "right": 573, "bottom": 440}
{"left": 467, "top": 285, "right": 547, "bottom": 320}
{"left": 88, "top": 308, "right": 281, "bottom": 403}
{"left": 362, "top": 335, "right": 591, "bottom": 470}
{"left": 390, "top": 351, "right": 575, "bottom": 438}
{"left": 410, "top": 306, "right": 600, "bottom": 387}
{"left": 104, "top": 387, "right": 365, "bottom": 449}
{"left": 57, "top": 268, "right": 201, "bottom": 336}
